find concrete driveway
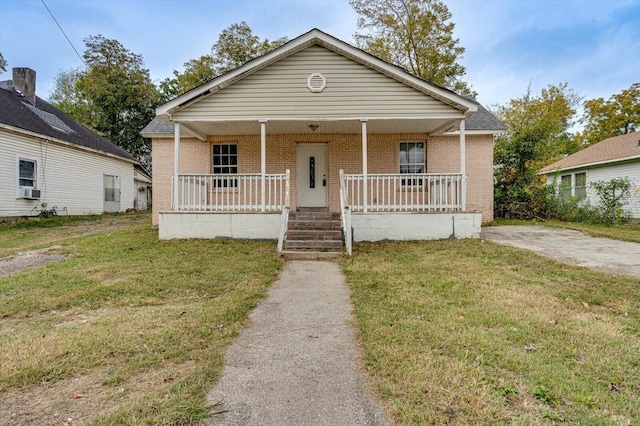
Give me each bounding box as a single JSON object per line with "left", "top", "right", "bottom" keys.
{"left": 481, "top": 225, "right": 640, "bottom": 278}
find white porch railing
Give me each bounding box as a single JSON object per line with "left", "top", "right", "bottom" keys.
{"left": 175, "top": 171, "right": 290, "bottom": 212}
{"left": 340, "top": 171, "right": 463, "bottom": 212}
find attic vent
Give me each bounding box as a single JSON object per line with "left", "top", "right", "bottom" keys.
{"left": 307, "top": 73, "right": 326, "bottom": 93}
{"left": 25, "top": 103, "right": 75, "bottom": 134}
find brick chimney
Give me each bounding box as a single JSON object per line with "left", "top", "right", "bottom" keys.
{"left": 13, "top": 67, "right": 37, "bottom": 105}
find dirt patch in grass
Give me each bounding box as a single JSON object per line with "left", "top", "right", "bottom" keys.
{"left": 0, "top": 246, "right": 69, "bottom": 278}
{"left": 1, "top": 369, "right": 112, "bottom": 425}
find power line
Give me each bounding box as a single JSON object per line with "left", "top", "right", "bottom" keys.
{"left": 40, "top": 0, "right": 87, "bottom": 69}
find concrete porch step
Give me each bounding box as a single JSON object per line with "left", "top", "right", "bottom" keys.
{"left": 284, "top": 240, "right": 343, "bottom": 251}
{"left": 283, "top": 211, "right": 344, "bottom": 255}
{"left": 287, "top": 220, "right": 341, "bottom": 231}
{"left": 287, "top": 230, "right": 342, "bottom": 241}
{"left": 279, "top": 251, "right": 344, "bottom": 260}
{"left": 289, "top": 212, "right": 341, "bottom": 221}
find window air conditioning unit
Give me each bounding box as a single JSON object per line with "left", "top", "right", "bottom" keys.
{"left": 20, "top": 188, "right": 41, "bottom": 199}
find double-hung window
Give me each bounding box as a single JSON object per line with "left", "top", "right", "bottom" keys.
{"left": 560, "top": 172, "right": 587, "bottom": 201}
{"left": 212, "top": 144, "right": 238, "bottom": 188}
{"left": 19, "top": 158, "right": 37, "bottom": 188}
{"left": 399, "top": 142, "right": 424, "bottom": 186}
{"left": 574, "top": 172, "right": 587, "bottom": 200}
{"left": 560, "top": 174, "right": 572, "bottom": 201}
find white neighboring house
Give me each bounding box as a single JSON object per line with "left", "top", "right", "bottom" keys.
{"left": 540, "top": 131, "right": 640, "bottom": 218}
{"left": 134, "top": 164, "right": 152, "bottom": 211}
{"left": 0, "top": 67, "right": 140, "bottom": 217}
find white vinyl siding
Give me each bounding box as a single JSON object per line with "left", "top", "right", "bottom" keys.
{"left": 546, "top": 161, "right": 640, "bottom": 218}
{"left": 0, "top": 128, "right": 134, "bottom": 216}
{"left": 172, "top": 45, "right": 462, "bottom": 121}
{"left": 586, "top": 163, "right": 640, "bottom": 218}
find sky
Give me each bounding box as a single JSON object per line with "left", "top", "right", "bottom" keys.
{"left": 1, "top": 0, "right": 639, "bottom": 112}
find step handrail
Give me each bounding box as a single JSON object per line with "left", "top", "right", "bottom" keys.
{"left": 339, "top": 169, "right": 352, "bottom": 256}
{"left": 277, "top": 206, "right": 289, "bottom": 255}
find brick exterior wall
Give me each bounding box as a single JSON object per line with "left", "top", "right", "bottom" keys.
{"left": 151, "top": 133, "right": 495, "bottom": 225}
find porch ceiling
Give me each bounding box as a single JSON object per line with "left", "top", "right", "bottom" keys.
{"left": 180, "top": 118, "right": 461, "bottom": 137}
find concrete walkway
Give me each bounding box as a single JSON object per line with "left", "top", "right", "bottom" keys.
{"left": 203, "top": 261, "right": 390, "bottom": 426}
{"left": 482, "top": 225, "right": 640, "bottom": 278}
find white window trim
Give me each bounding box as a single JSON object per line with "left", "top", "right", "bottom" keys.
{"left": 399, "top": 141, "right": 426, "bottom": 186}
{"left": 559, "top": 171, "right": 588, "bottom": 200}
{"left": 212, "top": 143, "right": 239, "bottom": 188}
{"left": 16, "top": 155, "right": 39, "bottom": 198}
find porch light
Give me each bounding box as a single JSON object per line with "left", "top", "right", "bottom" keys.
{"left": 308, "top": 124, "right": 319, "bottom": 132}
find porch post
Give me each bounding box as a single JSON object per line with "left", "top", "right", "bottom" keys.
{"left": 361, "top": 119, "right": 369, "bottom": 213}
{"left": 260, "top": 119, "right": 267, "bottom": 212}
{"left": 459, "top": 118, "right": 467, "bottom": 212}
{"left": 173, "top": 122, "right": 180, "bottom": 211}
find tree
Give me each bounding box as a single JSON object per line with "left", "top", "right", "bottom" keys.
{"left": 50, "top": 35, "right": 161, "bottom": 162}
{"left": 0, "top": 52, "right": 6, "bottom": 73}
{"left": 493, "top": 83, "right": 582, "bottom": 218}
{"left": 48, "top": 69, "right": 86, "bottom": 120}
{"left": 576, "top": 83, "right": 640, "bottom": 146}
{"left": 350, "top": 0, "right": 473, "bottom": 95}
{"left": 161, "top": 22, "right": 287, "bottom": 98}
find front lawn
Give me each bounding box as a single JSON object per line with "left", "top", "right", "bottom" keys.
{"left": 343, "top": 240, "right": 640, "bottom": 425}
{"left": 0, "top": 221, "right": 284, "bottom": 424}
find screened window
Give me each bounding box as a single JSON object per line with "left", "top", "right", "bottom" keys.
{"left": 574, "top": 172, "right": 587, "bottom": 200}
{"left": 19, "top": 159, "right": 36, "bottom": 188}
{"left": 399, "top": 142, "right": 424, "bottom": 186}
{"left": 212, "top": 144, "right": 238, "bottom": 187}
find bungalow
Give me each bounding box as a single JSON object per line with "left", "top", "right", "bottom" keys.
{"left": 0, "top": 68, "right": 141, "bottom": 217}
{"left": 540, "top": 131, "right": 640, "bottom": 218}
{"left": 142, "top": 29, "right": 505, "bottom": 255}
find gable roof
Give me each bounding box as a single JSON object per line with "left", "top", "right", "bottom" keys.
{"left": 0, "top": 85, "right": 137, "bottom": 163}
{"left": 144, "top": 29, "right": 507, "bottom": 138}
{"left": 540, "top": 131, "right": 640, "bottom": 173}
{"left": 156, "top": 28, "right": 478, "bottom": 120}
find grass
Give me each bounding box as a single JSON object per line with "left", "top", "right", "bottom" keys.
{"left": 0, "top": 212, "right": 149, "bottom": 257}
{"left": 491, "top": 218, "right": 640, "bottom": 244}
{"left": 342, "top": 240, "right": 640, "bottom": 425}
{"left": 0, "top": 216, "right": 284, "bottom": 424}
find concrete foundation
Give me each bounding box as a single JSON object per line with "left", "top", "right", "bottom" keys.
{"left": 159, "top": 211, "right": 482, "bottom": 242}
{"left": 159, "top": 212, "right": 281, "bottom": 240}
{"left": 350, "top": 212, "right": 482, "bottom": 241}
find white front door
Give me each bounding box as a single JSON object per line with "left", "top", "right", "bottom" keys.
{"left": 297, "top": 143, "right": 328, "bottom": 208}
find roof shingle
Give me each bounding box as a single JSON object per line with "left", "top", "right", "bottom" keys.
{"left": 540, "top": 131, "right": 640, "bottom": 173}
{"left": 0, "top": 86, "right": 137, "bottom": 162}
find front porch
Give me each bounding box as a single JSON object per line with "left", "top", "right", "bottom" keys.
{"left": 159, "top": 165, "right": 482, "bottom": 255}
